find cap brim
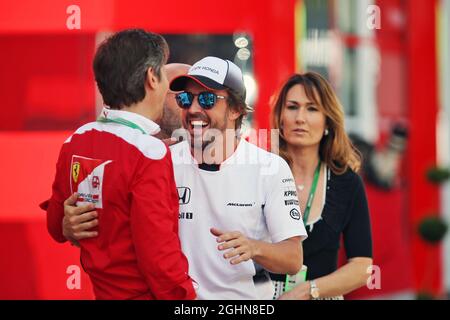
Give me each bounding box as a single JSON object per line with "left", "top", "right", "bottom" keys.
{"left": 170, "top": 75, "right": 226, "bottom": 92}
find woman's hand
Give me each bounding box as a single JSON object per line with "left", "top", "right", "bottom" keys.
{"left": 278, "top": 281, "right": 311, "bottom": 300}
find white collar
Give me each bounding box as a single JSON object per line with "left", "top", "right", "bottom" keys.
{"left": 99, "top": 107, "right": 161, "bottom": 135}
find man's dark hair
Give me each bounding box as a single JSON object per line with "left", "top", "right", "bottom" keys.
{"left": 93, "top": 29, "right": 169, "bottom": 109}
{"left": 226, "top": 89, "right": 252, "bottom": 130}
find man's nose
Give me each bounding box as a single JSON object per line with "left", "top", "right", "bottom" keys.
{"left": 188, "top": 97, "right": 203, "bottom": 113}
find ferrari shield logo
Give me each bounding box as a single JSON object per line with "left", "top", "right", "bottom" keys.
{"left": 72, "top": 162, "right": 80, "bottom": 183}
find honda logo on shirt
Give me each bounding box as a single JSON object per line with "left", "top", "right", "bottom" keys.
{"left": 177, "top": 187, "right": 191, "bottom": 205}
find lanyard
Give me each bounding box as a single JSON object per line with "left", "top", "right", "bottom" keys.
{"left": 97, "top": 116, "right": 146, "bottom": 134}
{"left": 302, "top": 160, "right": 321, "bottom": 224}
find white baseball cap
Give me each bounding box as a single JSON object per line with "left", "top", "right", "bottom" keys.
{"left": 170, "top": 56, "right": 246, "bottom": 101}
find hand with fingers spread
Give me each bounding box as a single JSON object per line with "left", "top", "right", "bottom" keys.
{"left": 210, "top": 228, "right": 259, "bottom": 265}
{"left": 63, "top": 193, "right": 99, "bottom": 245}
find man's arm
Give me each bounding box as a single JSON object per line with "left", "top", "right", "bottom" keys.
{"left": 279, "top": 257, "right": 373, "bottom": 299}
{"left": 230, "top": 156, "right": 307, "bottom": 275}
{"left": 45, "top": 145, "right": 74, "bottom": 243}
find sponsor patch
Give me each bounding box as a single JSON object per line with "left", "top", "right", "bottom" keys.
{"left": 284, "top": 190, "right": 297, "bottom": 197}
{"left": 70, "top": 155, "right": 112, "bottom": 209}
{"left": 227, "top": 202, "right": 254, "bottom": 207}
{"left": 290, "top": 208, "right": 301, "bottom": 220}
{"left": 177, "top": 187, "right": 191, "bottom": 205}
{"left": 179, "top": 212, "right": 193, "bottom": 219}
{"left": 285, "top": 199, "right": 299, "bottom": 206}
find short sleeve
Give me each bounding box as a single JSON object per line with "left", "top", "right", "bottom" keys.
{"left": 343, "top": 174, "right": 373, "bottom": 259}
{"left": 263, "top": 157, "right": 308, "bottom": 243}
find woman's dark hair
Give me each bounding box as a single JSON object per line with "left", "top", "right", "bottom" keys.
{"left": 93, "top": 29, "right": 169, "bottom": 109}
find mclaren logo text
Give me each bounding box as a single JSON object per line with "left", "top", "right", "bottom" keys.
{"left": 227, "top": 202, "right": 254, "bottom": 207}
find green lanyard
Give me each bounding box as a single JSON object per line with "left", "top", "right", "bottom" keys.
{"left": 97, "top": 116, "right": 147, "bottom": 134}
{"left": 302, "top": 160, "right": 321, "bottom": 224}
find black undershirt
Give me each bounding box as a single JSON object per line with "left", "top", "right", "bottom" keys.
{"left": 198, "top": 163, "right": 220, "bottom": 171}
{"left": 270, "top": 168, "right": 373, "bottom": 282}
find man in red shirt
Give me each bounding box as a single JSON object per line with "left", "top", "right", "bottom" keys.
{"left": 43, "top": 29, "right": 195, "bottom": 300}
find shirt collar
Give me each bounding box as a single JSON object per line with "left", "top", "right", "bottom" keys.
{"left": 99, "top": 107, "right": 161, "bottom": 135}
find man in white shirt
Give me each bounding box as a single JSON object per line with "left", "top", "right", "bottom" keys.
{"left": 169, "top": 56, "right": 307, "bottom": 299}
{"left": 61, "top": 57, "right": 307, "bottom": 299}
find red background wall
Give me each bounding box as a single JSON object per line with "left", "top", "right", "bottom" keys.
{"left": 0, "top": 0, "right": 442, "bottom": 298}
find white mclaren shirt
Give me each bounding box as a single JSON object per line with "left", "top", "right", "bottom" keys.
{"left": 170, "top": 139, "right": 307, "bottom": 299}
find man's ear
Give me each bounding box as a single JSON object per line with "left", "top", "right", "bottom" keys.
{"left": 146, "top": 67, "right": 159, "bottom": 90}
{"left": 227, "top": 107, "right": 241, "bottom": 121}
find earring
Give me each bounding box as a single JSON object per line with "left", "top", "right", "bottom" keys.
{"left": 324, "top": 129, "right": 329, "bottom": 136}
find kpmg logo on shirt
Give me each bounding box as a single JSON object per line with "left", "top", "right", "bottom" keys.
{"left": 177, "top": 187, "right": 191, "bottom": 205}
{"left": 284, "top": 190, "right": 297, "bottom": 197}
{"left": 290, "top": 208, "right": 301, "bottom": 220}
